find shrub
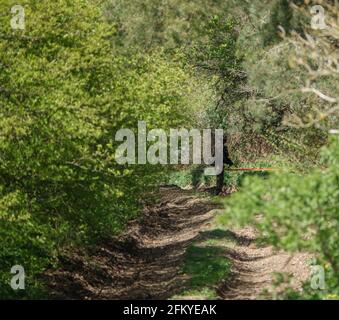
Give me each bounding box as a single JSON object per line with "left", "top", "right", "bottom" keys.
{"left": 219, "top": 137, "right": 339, "bottom": 298}
{"left": 0, "top": 0, "right": 192, "bottom": 298}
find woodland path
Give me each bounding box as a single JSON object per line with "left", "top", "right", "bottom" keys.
{"left": 45, "top": 186, "right": 310, "bottom": 300}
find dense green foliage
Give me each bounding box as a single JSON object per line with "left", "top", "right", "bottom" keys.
{"left": 220, "top": 138, "right": 339, "bottom": 298}
{"left": 105, "top": 0, "right": 248, "bottom": 52}
{"left": 217, "top": 0, "right": 338, "bottom": 299}
{"left": 0, "top": 0, "right": 338, "bottom": 299}
{"left": 189, "top": 16, "right": 245, "bottom": 129}
{"left": 0, "top": 0, "right": 193, "bottom": 298}
{"left": 166, "top": 0, "right": 338, "bottom": 299}
{"left": 262, "top": 0, "right": 294, "bottom": 45}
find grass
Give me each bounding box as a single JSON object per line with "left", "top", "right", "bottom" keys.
{"left": 167, "top": 167, "right": 271, "bottom": 192}
{"left": 167, "top": 167, "right": 215, "bottom": 189}
{"left": 168, "top": 163, "right": 280, "bottom": 300}
{"left": 172, "top": 219, "right": 234, "bottom": 300}
{"left": 184, "top": 246, "right": 230, "bottom": 287}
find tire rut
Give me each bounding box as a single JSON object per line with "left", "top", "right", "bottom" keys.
{"left": 44, "top": 187, "right": 311, "bottom": 300}
{"left": 44, "top": 186, "right": 218, "bottom": 299}
{"left": 217, "top": 226, "right": 311, "bottom": 300}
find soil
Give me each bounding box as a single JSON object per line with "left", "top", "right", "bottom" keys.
{"left": 44, "top": 186, "right": 311, "bottom": 300}
{"left": 44, "top": 186, "right": 216, "bottom": 299}
{"left": 216, "top": 226, "right": 311, "bottom": 299}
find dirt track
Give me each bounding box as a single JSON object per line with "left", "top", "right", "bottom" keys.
{"left": 217, "top": 226, "right": 310, "bottom": 299}
{"left": 45, "top": 186, "right": 310, "bottom": 299}
{"left": 45, "top": 186, "right": 217, "bottom": 299}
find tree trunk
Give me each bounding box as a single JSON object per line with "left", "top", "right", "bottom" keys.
{"left": 215, "top": 136, "right": 233, "bottom": 195}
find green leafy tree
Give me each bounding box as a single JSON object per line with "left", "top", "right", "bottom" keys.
{"left": 220, "top": 137, "right": 339, "bottom": 298}
{"left": 0, "top": 0, "right": 192, "bottom": 298}
{"left": 190, "top": 16, "right": 245, "bottom": 193}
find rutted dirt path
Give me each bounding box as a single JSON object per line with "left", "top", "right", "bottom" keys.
{"left": 216, "top": 226, "right": 311, "bottom": 299}
{"left": 45, "top": 186, "right": 310, "bottom": 300}
{"left": 45, "top": 186, "right": 217, "bottom": 299}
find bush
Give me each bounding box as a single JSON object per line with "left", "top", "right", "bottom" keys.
{"left": 0, "top": 0, "right": 192, "bottom": 298}
{"left": 219, "top": 137, "right": 339, "bottom": 298}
